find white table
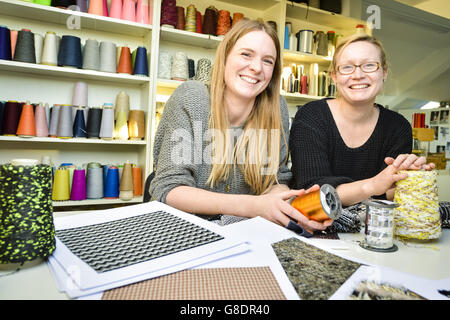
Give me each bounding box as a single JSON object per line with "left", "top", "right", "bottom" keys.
{"left": 1, "top": 211, "right": 449, "bottom": 300}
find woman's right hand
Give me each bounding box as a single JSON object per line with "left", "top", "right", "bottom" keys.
{"left": 254, "top": 185, "right": 332, "bottom": 233}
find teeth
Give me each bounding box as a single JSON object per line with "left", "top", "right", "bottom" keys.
{"left": 240, "top": 76, "right": 258, "bottom": 84}
{"left": 351, "top": 84, "right": 369, "bottom": 89}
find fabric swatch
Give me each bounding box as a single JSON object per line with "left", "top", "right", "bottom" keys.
{"left": 272, "top": 237, "right": 361, "bottom": 300}
{"left": 102, "top": 267, "right": 286, "bottom": 300}
{"left": 56, "top": 211, "right": 223, "bottom": 273}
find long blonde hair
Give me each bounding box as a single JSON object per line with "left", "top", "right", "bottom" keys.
{"left": 207, "top": 19, "right": 286, "bottom": 195}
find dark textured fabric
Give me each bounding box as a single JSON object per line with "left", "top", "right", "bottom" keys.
{"left": 289, "top": 99, "right": 412, "bottom": 197}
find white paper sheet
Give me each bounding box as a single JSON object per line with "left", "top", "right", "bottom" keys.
{"left": 329, "top": 265, "right": 449, "bottom": 300}
{"left": 48, "top": 201, "right": 250, "bottom": 298}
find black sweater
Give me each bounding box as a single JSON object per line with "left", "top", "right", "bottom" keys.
{"left": 289, "top": 99, "right": 412, "bottom": 193}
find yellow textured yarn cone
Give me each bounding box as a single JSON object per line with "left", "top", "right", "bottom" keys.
{"left": 393, "top": 170, "right": 441, "bottom": 240}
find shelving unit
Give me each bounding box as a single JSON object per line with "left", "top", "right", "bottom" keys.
{"left": 0, "top": 0, "right": 154, "bottom": 208}
{"left": 0, "top": 0, "right": 367, "bottom": 209}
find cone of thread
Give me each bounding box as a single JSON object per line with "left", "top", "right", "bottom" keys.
{"left": 104, "top": 166, "right": 119, "bottom": 198}
{"left": 121, "top": 0, "right": 136, "bottom": 21}
{"left": 128, "top": 110, "right": 145, "bottom": 140}
{"left": 132, "top": 166, "right": 142, "bottom": 196}
{"left": 117, "top": 46, "right": 132, "bottom": 74}
{"left": 70, "top": 169, "right": 86, "bottom": 200}
{"left": 109, "top": 0, "right": 122, "bottom": 19}
{"left": 115, "top": 110, "right": 129, "bottom": 140}
{"left": 88, "top": 0, "right": 103, "bottom": 15}
{"left": 119, "top": 162, "right": 133, "bottom": 200}
{"left": 16, "top": 103, "right": 36, "bottom": 137}
{"left": 52, "top": 168, "right": 70, "bottom": 200}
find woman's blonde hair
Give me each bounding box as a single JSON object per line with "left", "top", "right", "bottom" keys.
{"left": 207, "top": 18, "right": 286, "bottom": 195}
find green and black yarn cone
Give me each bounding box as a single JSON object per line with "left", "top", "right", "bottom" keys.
{"left": 0, "top": 163, "right": 55, "bottom": 263}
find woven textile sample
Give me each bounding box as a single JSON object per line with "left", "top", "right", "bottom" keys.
{"left": 272, "top": 238, "right": 361, "bottom": 300}
{"left": 102, "top": 267, "right": 286, "bottom": 300}
{"left": 349, "top": 281, "right": 426, "bottom": 300}
{"left": 56, "top": 211, "right": 223, "bottom": 273}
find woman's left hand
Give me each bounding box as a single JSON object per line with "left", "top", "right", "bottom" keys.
{"left": 384, "top": 154, "right": 435, "bottom": 171}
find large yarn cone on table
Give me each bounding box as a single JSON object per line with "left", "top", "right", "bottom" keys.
{"left": 393, "top": 170, "right": 441, "bottom": 240}
{"left": 0, "top": 162, "right": 55, "bottom": 263}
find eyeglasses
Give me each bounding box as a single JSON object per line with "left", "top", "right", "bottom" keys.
{"left": 337, "top": 62, "right": 381, "bottom": 75}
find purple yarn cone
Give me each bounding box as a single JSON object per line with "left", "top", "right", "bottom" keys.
{"left": 70, "top": 169, "right": 87, "bottom": 200}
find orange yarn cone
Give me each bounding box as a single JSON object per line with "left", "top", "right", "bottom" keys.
{"left": 16, "top": 103, "right": 37, "bottom": 137}
{"left": 117, "top": 46, "right": 132, "bottom": 74}
{"left": 88, "top": 0, "right": 103, "bottom": 16}
{"left": 132, "top": 166, "right": 142, "bottom": 196}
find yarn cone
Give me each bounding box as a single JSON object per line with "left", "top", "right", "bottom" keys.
{"left": 52, "top": 168, "right": 70, "bottom": 201}
{"left": 109, "top": 0, "right": 122, "bottom": 19}
{"left": 102, "top": 0, "right": 109, "bottom": 16}
{"left": 70, "top": 169, "right": 87, "bottom": 200}
{"left": 121, "top": 0, "right": 136, "bottom": 22}
{"left": 88, "top": 0, "right": 103, "bottom": 15}
{"left": 132, "top": 166, "right": 142, "bottom": 196}
{"left": 117, "top": 46, "right": 132, "bottom": 74}
{"left": 119, "top": 162, "right": 133, "bottom": 200}
{"left": 136, "top": 0, "right": 149, "bottom": 24}
{"left": 128, "top": 110, "right": 145, "bottom": 140}
{"left": 35, "top": 104, "right": 49, "bottom": 137}
{"left": 16, "top": 103, "right": 36, "bottom": 137}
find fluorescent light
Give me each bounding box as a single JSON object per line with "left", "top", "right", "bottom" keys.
{"left": 420, "top": 101, "right": 440, "bottom": 109}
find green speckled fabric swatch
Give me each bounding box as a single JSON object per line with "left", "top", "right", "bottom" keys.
{"left": 0, "top": 164, "right": 55, "bottom": 263}
{"left": 271, "top": 237, "right": 361, "bottom": 300}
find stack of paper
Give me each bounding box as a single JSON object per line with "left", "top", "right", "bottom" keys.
{"left": 47, "top": 201, "right": 250, "bottom": 299}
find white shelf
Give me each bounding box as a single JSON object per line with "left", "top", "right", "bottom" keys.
{"left": 0, "top": 136, "right": 146, "bottom": 145}
{"left": 157, "top": 78, "right": 184, "bottom": 89}
{"left": 0, "top": 60, "right": 150, "bottom": 85}
{"left": 216, "top": 0, "right": 281, "bottom": 10}
{"left": 285, "top": 2, "right": 362, "bottom": 31}
{"left": 281, "top": 90, "right": 326, "bottom": 103}
{"left": 283, "top": 50, "right": 332, "bottom": 65}
{"left": 53, "top": 196, "right": 143, "bottom": 207}
{"left": 0, "top": 0, "right": 152, "bottom": 37}
{"left": 160, "top": 26, "right": 222, "bottom": 49}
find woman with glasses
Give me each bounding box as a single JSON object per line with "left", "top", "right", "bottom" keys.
{"left": 289, "top": 34, "right": 434, "bottom": 206}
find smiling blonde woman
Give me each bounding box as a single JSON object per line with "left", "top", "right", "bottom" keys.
{"left": 149, "top": 19, "right": 330, "bottom": 232}
{"left": 289, "top": 34, "right": 435, "bottom": 206}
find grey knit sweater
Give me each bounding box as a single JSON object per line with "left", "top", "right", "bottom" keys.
{"left": 149, "top": 81, "right": 292, "bottom": 222}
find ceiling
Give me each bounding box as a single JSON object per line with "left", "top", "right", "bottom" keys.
{"left": 395, "top": 0, "right": 450, "bottom": 19}
{"left": 360, "top": 0, "right": 450, "bottom": 110}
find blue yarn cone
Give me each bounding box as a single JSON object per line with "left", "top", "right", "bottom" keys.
{"left": 133, "top": 46, "right": 149, "bottom": 76}
{"left": 73, "top": 108, "right": 87, "bottom": 138}
{"left": 58, "top": 35, "right": 82, "bottom": 68}
{"left": 0, "top": 26, "right": 12, "bottom": 60}
{"left": 104, "top": 166, "right": 119, "bottom": 198}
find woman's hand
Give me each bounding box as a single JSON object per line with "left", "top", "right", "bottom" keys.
{"left": 255, "top": 184, "right": 332, "bottom": 233}
{"left": 367, "top": 164, "right": 408, "bottom": 197}
{"left": 384, "top": 154, "right": 435, "bottom": 171}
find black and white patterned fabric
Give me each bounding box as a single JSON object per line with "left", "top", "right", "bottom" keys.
{"left": 331, "top": 203, "right": 364, "bottom": 233}
{"left": 56, "top": 211, "right": 224, "bottom": 273}
{"left": 440, "top": 201, "right": 450, "bottom": 228}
